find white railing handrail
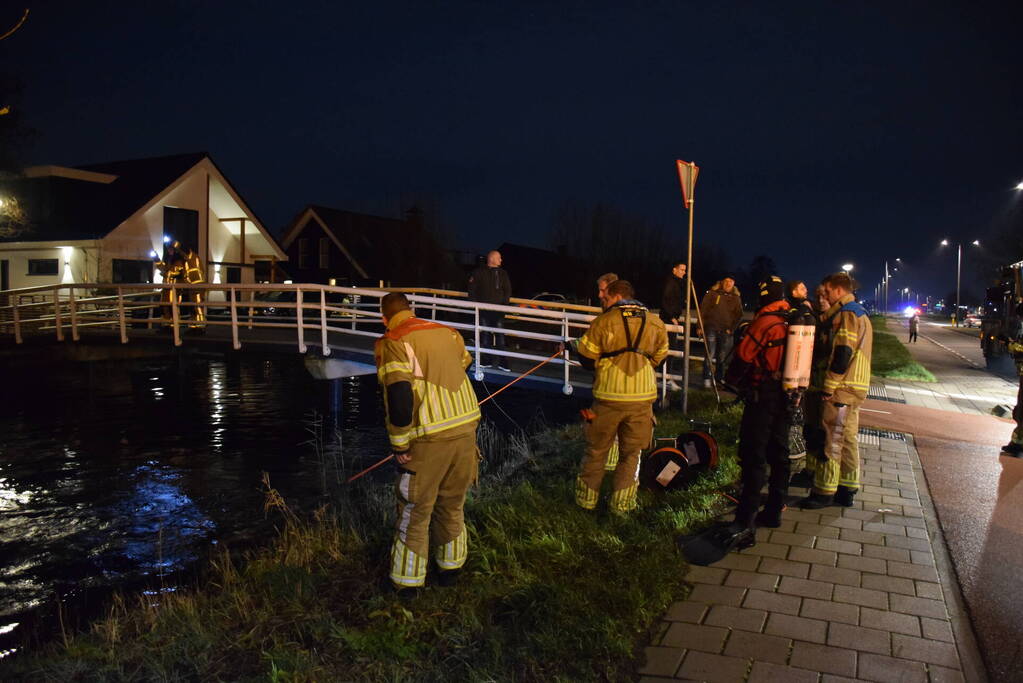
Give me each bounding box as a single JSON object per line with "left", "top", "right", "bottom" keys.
{"left": 0, "top": 281, "right": 703, "bottom": 397}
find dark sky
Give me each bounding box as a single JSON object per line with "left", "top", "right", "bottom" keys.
{"left": 4, "top": 1, "right": 1022, "bottom": 302}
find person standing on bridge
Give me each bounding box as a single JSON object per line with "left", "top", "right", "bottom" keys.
{"left": 660, "top": 261, "right": 687, "bottom": 388}
{"left": 699, "top": 276, "right": 744, "bottom": 388}
{"left": 597, "top": 272, "right": 619, "bottom": 309}
{"left": 800, "top": 272, "right": 873, "bottom": 509}
{"left": 375, "top": 292, "right": 481, "bottom": 593}
{"left": 569, "top": 279, "right": 669, "bottom": 514}
{"left": 468, "top": 250, "right": 513, "bottom": 371}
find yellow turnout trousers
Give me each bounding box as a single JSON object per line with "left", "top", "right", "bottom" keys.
{"left": 813, "top": 401, "right": 861, "bottom": 495}
{"left": 390, "top": 430, "right": 478, "bottom": 588}
{"left": 576, "top": 400, "right": 653, "bottom": 514}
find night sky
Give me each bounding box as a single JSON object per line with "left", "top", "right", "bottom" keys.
{"left": 4, "top": 1, "right": 1022, "bottom": 302}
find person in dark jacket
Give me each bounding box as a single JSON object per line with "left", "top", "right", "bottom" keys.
{"left": 468, "top": 250, "right": 513, "bottom": 370}
{"left": 699, "top": 276, "right": 743, "bottom": 387}
{"left": 660, "top": 261, "right": 687, "bottom": 386}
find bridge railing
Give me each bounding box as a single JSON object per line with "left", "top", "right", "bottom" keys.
{"left": 0, "top": 282, "right": 703, "bottom": 396}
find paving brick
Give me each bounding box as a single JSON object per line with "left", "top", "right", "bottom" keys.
{"left": 725, "top": 569, "right": 781, "bottom": 590}
{"left": 839, "top": 528, "right": 885, "bottom": 545}
{"left": 783, "top": 509, "right": 823, "bottom": 524}
{"left": 884, "top": 515, "right": 926, "bottom": 529}
{"left": 816, "top": 537, "right": 864, "bottom": 556}
{"left": 800, "top": 597, "right": 859, "bottom": 625}
{"left": 789, "top": 641, "right": 858, "bottom": 677}
{"left": 764, "top": 612, "right": 827, "bottom": 644}
{"left": 841, "top": 508, "right": 879, "bottom": 521}
{"left": 833, "top": 584, "right": 889, "bottom": 610}
{"left": 827, "top": 622, "right": 891, "bottom": 655}
{"left": 743, "top": 588, "right": 802, "bottom": 616}
{"left": 888, "top": 593, "right": 948, "bottom": 619}
{"left": 901, "top": 505, "right": 924, "bottom": 518}
{"left": 920, "top": 617, "right": 954, "bottom": 643}
{"left": 837, "top": 554, "right": 888, "bottom": 574}
{"left": 703, "top": 605, "right": 768, "bottom": 633}
{"left": 914, "top": 580, "right": 943, "bottom": 600}
{"left": 809, "top": 563, "right": 861, "bottom": 587}
{"left": 745, "top": 541, "right": 790, "bottom": 559}
{"left": 861, "top": 543, "right": 912, "bottom": 563}
{"left": 664, "top": 601, "right": 708, "bottom": 623}
{"left": 887, "top": 560, "right": 939, "bottom": 583}
{"left": 661, "top": 622, "right": 728, "bottom": 652}
{"left": 909, "top": 550, "right": 935, "bottom": 566}
{"left": 884, "top": 534, "right": 931, "bottom": 552}
{"left": 757, "top": 557, "right": 810, "bottom": 579}
{"left": 778, "top": 575, "right": 835, "bottom": 600}
{"left": 906, "top": 526, "right": 929, "bottom": 540}
{"left": 863, "top": 521, "right": 908, "bottom": 535}
{"left": 860, "top": 573, "right": 915, "bottom": 596}
{"left": 637, "top": 646, "right": 685, "bottom": 676}
{"left": 713, "top": 552, "right": 762, "bottom": 571}
{"left": 676, "top": 651, "right": 751, "bottom": 683}
{"left": 723, "top": 629, "right": 791, "bottom": 664}
{"left": 820, "top": 675, "right": 863, "bottom": 683}
{"left": 882, "top": 495, "right": 921, "bottom": 507}
{"left": 863, "top": 485, "right": 901, "bottom": 497}
{"left": 824, "top": 515, "right": 863, "bottom": 531}
{"left": 788, "top": 546, "right": 838, "bottom": 566}
{"left": 859, "top": 607, "right": 921, "bottom": 636}
{"left": 795, "top": 521, "right": 842, "bottom": 538}
{"left": 686, "top": 565, "right": 728, "bottom": 585}
{"left": 928, "top": 664, "right": 966, "bottom": 683}
{"left": 746, "top": 660, "right": 819, "bottom": 683}
{"left": 769, "top": 530, "right": 817, "bottom": 548}
{"left": 687, "top": 584, "right": 747, "bottom": 607}
{"left": 891, "top": 634, "right": 960, "bottom": 668}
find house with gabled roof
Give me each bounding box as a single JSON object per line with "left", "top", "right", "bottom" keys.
{"left": 280, "top": 204, "right": 459, "bottom": 288}
{"left": 0, "top": 152, "right": 286, "bottom": 291}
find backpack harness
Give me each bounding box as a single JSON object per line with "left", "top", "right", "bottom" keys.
{"left": 599, "top": 305, "right": 656, "bottom": 362}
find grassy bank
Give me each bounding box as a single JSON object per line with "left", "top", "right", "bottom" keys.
{"left": 3, "top": 392, "right": 741, "bottom": 682}
{"left": 870, "top": 315, "right": 936, "bottom": 382}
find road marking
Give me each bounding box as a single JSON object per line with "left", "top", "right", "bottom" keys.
{"left": 920, "top": 333, "right": 982, "bottom": 369}
{"left": 861, "top": 407, "right": 892, "bottom": 414}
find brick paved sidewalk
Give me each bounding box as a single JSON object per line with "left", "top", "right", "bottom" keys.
{"left": 639, "top": 433, "right": 985, "bottom": 683}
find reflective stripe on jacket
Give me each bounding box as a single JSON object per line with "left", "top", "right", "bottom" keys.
{"left": 575, "top": 301, "right": 669, "bottom": 402}
{"left": 823, "top": 294, "right": 873, "bottom": 405}
{"left": 375, "top": 310, "right": 480, "bottom": 450}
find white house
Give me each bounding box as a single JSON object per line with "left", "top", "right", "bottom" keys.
{"left": 0, "top": 152, "right": 286, "bottom": 292}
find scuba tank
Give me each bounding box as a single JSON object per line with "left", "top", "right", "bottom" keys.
{"left": 782, "top": 305, "right": 816, "bottom": 393}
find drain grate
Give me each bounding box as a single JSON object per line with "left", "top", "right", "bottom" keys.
{"left": 858, "top": 426, "right": 907, "bottom": 442}
{"left": 867, "top": 385, "right": 906, "bottom": 404}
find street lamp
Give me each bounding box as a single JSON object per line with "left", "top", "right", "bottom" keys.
{"left": 842, "top": 263, "right": 854, "bottom": 272}
{"left": 940, "top": 239, "right": 980, "bottom": 326}
{"left": 1015, "top": 181, "right": 1023, "bottom": 191}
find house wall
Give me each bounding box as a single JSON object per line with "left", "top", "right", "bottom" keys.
{"left": 284, "top": 216, "right": 360, "bottom": 285}
{"left": 0, "top": 243, "right": 99, "bottom": 290}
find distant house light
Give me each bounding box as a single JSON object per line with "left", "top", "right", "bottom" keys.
{"left": 163, "top": 235, "right": 171, "bottom": 244}
{"left": 149, "top": 250, "right": 158, "bottom": 258}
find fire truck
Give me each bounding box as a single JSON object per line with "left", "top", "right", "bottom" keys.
{"left": 980, "top": 260, "right": 1023, "bottom": 372}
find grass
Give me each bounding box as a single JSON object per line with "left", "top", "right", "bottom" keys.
{"left": 1, "top": 392, "right": 741, "bottom": 682}
{"left": 869, "top": 315, "right": 937, "bottom": 383}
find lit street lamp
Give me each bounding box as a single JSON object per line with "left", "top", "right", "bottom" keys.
{"left": 841, "top": 263, "right": 854, "bottom": 273}
{"left": 939, "top": 239, "right": 980, "bottom": 326}
{"left": 1015, "top": 181, "right": 1023, "bottom": 191}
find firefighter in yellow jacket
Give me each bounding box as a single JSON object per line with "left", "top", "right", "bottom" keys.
{"left": 570, "top": 279, "right": 669, "bottom": 514}
{"left": 801, "top": 272, "right": 873, "bottom": 509}
{"left": 374, "top": 292, "right": 481, "bottom": 591}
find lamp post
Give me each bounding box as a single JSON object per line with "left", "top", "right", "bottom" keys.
{"left": 940, "top": 239, "right": 980, "bottom": 326}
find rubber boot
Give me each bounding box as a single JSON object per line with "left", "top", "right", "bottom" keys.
{"left": 789, "top": 469, "right": 814, "bottom": 489}
{"left": 755, "top": 506, "right": 784, "bottom": 528}
{"left": 1001, "top": 442, "right": 1023, "bottom": 457}
{"left": 798, "top": 492, "right": 835, "bottom": 509}
{"left": 833, "top": 486, "right": 856, "bottom": 508}
{"left": 436, "top": 569, "right": 462, "bottom": 587}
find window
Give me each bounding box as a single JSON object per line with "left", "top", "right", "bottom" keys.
{"left": 27, "top": 259, "right": 58, "bottom": 276}
{"left": 298, "top": 238, "right": 309, "bottom": 269}
{"left": 226, "top": 267, "right": 241, "bottom": 284}
{"left": 319, "top": 237, "right": 329, "bottom": 269}
{"left": 163, "top": 207, "right": 199, "bottom": 254}
{"left": 112, "top": 259, "right": 153, "bottom": 284}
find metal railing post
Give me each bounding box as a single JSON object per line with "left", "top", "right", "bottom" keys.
{"left": 54, "top": 287, "right": 64, "bottom": 341}
{"left": 69, "top": 287, "right": 79, "bottom": 341}
{"left": 473, "top": 305, "right": 483, "bottom": 380}
{"left": 562, "top": 313, "right": 572, "bottom": 395}
{"left": 171, "top": 287, "right": 181, "bottom": 346}
{"left": 296, "top": 288, "right": 307, "bottom": 353}
{"left": 320, "top": 288, "right": 330, "bottom": 356}
{"left": 12, "top": 296, "right": 21, "bottom": 344}
{"left": 117, "top": 287, "right": 127, "bottom": 343}
{"left": 229, "top": 287, "right": 240, "bottom": 350}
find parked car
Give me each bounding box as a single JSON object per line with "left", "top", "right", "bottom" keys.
{"left": 963, "top": 313, "right": 980, "bottom": 328}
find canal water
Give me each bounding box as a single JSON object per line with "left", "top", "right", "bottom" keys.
{"left": 0, "top": 353, "right": 588, "bottom": 657}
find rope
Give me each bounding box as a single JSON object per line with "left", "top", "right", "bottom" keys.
{"left": 346, "top": 347, "right": 564, "bottom": 484}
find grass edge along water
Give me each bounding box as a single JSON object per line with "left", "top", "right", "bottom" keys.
{"left": 3, "top": 391, "right": 741, "bottom": 682}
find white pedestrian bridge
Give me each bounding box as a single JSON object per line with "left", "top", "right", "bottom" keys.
{"left": 0, "top": 282, "right": 702, "bottom": 400}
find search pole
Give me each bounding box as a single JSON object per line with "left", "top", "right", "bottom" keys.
{"left": 677, "top": 160, "right": 698, "bottom": 415}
